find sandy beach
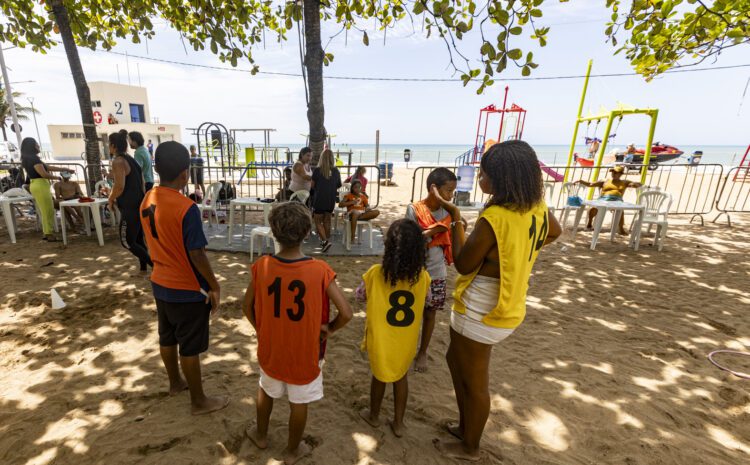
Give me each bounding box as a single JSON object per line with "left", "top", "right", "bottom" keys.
{"left": 1, "top": 166, "right": 750, "bottom": 465}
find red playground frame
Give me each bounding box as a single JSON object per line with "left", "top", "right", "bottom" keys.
{"left": 469, "top": 86, "right": 527, "bottom": 165}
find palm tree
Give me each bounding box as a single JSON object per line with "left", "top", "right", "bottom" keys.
{"left": 302, "top": 0, "right": 326, "bottom": 165}
{"left": 0, "top": 88, "right": 38, "bottom": 142}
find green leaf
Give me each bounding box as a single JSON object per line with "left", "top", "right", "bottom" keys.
{"left": 363, "top": 31, "right": 369, "bottom": 46}
{"left": 510, "top": 26, "right": 522, "bottom": 35}
{"left": 522, "top": 66, "right": 530, "bottom": 76}
{"left": 507, "top": 48, "right": 522, "bottom": 60}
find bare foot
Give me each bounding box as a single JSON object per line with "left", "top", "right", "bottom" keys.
{"left": 414, "top": 352, "right": 428, "bottom": 373}
{"left": 618, "top": 229, "right": 629, "bottom": 236}
{"left": 168, "top": 379, "right": 189, "bottom": 396}
{"left": 245, "top": 425, "right": 268, "bottom": 450}
{"left": 283, "top": 441, "right": 312, "bottom": 465}
{"left": 433, "top": 439, "right": 481, "bottom": 462}
{"left": 191, "top": 395, "right": 230, "bottom": 415}
{"left": 359, "top": 408, "right": 381, "bottom": 428}
{"left": 585, "top": 225, "right": 594, "bottom": 231}
{"left": 389, "top": 420, "right": 406, "bottom": 438}
{"left": 443, "top": 421, "right": 464, "bottom": 440}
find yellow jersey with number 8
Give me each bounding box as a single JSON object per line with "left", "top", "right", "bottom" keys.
{"left": 362, "top": 265, "right": 431, "bottom": 382}
{"left": 452, "top": 202, "right": 549, "bottom": 329}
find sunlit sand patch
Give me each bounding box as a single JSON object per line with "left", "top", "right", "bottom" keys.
{"left": 545, "top": 377, "right": 644, "bottom": 428}
{"left": 706, "top": 425, "right": 750, "bottom": 454}
{"left": 581, "top": 362, "right": 613, "bottom": 375}
{"left": 523, "top": 407, "right": 570, "bottom": 451}
{"left": 585, "top": 317, "right": 627, "bottom": 331}
{"left": 24, "top": 447, "right": 57, "bottom": 465}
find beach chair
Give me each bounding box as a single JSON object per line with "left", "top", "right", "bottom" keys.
{"left": 560, "top": 182, "right": 584, "bottom": 230}
{"left": 198, "top": 182, "right": 223, "bottom": 227}
{"left": 249, "top": 226, "right": 279, "bottom": 260}
{"left": 634, "top": 191, "right": 672, "bottom": 251}
{"left": 343, "top": 215, "right": 374, "bottom": 251}
{"left": 332, "top": 182, "right": 351, "bottom": 235}
{"left": 543, "top": 181, "right": 556, "bottom": 215}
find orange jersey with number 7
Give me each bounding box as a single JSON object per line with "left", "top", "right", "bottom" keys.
{"left": 361, "top": 264, "right": 431, "bottom": 383}
{"left": 251, "top": 255, "right": 336, "bottom": 385}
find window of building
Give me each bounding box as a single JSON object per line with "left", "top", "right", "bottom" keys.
{"left": 129, "top": 104, "right": 145, "bottom": 123}
{"left": 91, "top": 100, "right": 101, "bottom": 108}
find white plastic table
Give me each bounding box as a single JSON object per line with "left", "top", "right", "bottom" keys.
{"left": 0, "top": 195, "right": 35, "bottom": 244}
{"left": 227, "top": 198, "right": 276, "bottom": 245}
{"left": 59, "top": 198, "right": 109, "bottom": 246}
{"left": 573, "top": 199, "right": 645, "bottom": 250}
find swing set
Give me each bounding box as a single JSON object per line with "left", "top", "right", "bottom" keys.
{"left": 464, "top": 86, "right": 527, "bottom": 165}
{"left": 564, "top": 60, "right": 659, "bottom": 187}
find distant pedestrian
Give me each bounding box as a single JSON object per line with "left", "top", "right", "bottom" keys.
{"left": 190, "top": 145, "right": 206, "bottom": 198}
{"left": 129, "top": 131, "right": 154, "bottom": 191}
{"left": 147, "top": 139, "right": 154, "bottom": 158}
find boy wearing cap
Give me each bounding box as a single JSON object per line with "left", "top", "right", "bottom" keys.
{"left": 53, "top": 171, "right": 84, "bottom": 229}
{"left": 576, "top": 165, "right": 641, "bottom": 235}
{"left": 140, "top": 141, "right": 229, "bottom": 415}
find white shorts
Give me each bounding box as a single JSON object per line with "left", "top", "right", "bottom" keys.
{"left": 259, "top": 361, "right": 324, "bottom": 404}
{"left": 451, "top": 275, "right": 514, "bottom": 345}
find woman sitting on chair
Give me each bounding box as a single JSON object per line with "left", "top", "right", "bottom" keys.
{"left": 339, "top": 180, "right": 379, "bottom": 245}
{"left": 576, "top": 165, "right": 641, "bottom": 235}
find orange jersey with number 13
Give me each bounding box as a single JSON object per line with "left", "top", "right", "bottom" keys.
{"left": 252, "top": 255, "right": 336, "bottom": 385}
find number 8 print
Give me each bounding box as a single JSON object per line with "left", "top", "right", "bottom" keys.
{"left": 386, "top": 291, "right": 415, "bottom": 327}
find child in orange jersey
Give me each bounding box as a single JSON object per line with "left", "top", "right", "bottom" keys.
{"left": 140, "top": 141, "right": 228, "bottom": 415}
{"left": 243, "top": 202, "right": 352, "bottom": 464}
{"left": 339, "top": 180, "right": 379, "bottom": 244}
{"left": 356, "top": 219, "right": 430, "bottom": 438}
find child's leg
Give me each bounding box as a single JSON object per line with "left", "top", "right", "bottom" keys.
{"left": 444, "top": 336, "right": 465, "bottom": 440}
{"left": 391, "top": 374, "right": 408, "bottom": 437}
{"left": 358, "top": 209, "right": 380, "bottom": 221}
{"left": 323, "top": 213, "right": 332, "bottom": 240}
{"left": 415, "top": 279, "right": 445, "bottom": 372}
{"left": 586, "top": 207, "right": 598, "bottom": 228}
{"left": 435, "top": 328, "right": 492, "bottom": 461}
{"left": 360, "top": 375, "right": 385, "bottom": 427}
{"left": 159, "top": 345, "right": 188, "bottom": 395}
{"left": 284, "top": 402, "right": 311, "bottom": 465}
{"left": 180, "top": 355, "right": 230, "bottom": 415}
{"left": 247, "top": 387, "right": 273, "bottom": 449}
{"left": 349, "top": 212, "right": 359, "bottom": 242}
{"left": 618, "top": 211, "right": 627, "bottom": 235}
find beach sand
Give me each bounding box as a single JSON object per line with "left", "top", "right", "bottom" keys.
{"left": 1, "top": 167, "right": 750, "bottom": 464}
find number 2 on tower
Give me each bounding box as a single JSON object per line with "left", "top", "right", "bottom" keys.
{"left": 268, "top": 277, "right": 306, "bottom": 322}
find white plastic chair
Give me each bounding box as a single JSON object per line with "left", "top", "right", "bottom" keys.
{"left": 289, "top": 190, "right": 310, "bottom": 204}
{"left": 635, "top": 191, "right": 672, "bottom": 251}
{"left": 249, "top": 226, "right": 280, "bottom": 259}
{"left": 343, "top": 214, "right": 373, "bottom": 251}
{"left": 560, "top": 182, "right": 584, "bottom": 229}
{"left": 543, "top": 181, "right": 556, "bottom": 215}
{"left": 333, "top": 183, "right": 351, "bottom": 233}
{"left": 198, "top": 182, "right": 223, "bottom": 227}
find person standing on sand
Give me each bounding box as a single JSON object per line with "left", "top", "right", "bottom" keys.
{"left": 433, "top": 141, "right": 561, "bottom": 461}
{"left": 243, "top": 202, "right": 352, "bottom": 465}
{"left": 356, "top": 219, "right": 430, "bottom": 437}
{"left": 140, "top": 141, "right": 229, "bottom": 415}
{"left": 147, "top": 139, "right": 154, "bottom": 158}
{"left": 129, "top": 131, "right": 154, "bottom": 191}
{"left": 406, "top": 167, "right": 459, "bottom": 373}
{"left": 311, "top": 149, "right": 342, "bottom": 252}
{"left": 108, "top": 132, "right": 153, "bottom": 272}
{"left": 189, "top": 145, "right": 206, "bottom": 198}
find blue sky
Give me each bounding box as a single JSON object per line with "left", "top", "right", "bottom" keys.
{"left": 3, "top": 2, "right": 749, "bottom": 147}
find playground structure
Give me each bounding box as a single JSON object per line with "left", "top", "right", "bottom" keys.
{"left": 455, "top": 86, "right": 527, "bottom": 166}
{"left": 564, "top": 59, "right": 659, "bottom": 188}
{"left": 733, "top": 144, "right": 750, "bottom": 182}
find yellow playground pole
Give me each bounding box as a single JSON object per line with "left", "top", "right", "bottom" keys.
{"left": 640, "top": 110, "right": 659, "bottom": 184}
{"left": 587, "top": 111, "right": 616, "bottom": 199}
{"left": 564, "top": 59, "right": 593, "bottom": 182}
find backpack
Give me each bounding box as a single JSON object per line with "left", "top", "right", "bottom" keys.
{"left": 217, "top": 180, "right": 236, "bottom": 204}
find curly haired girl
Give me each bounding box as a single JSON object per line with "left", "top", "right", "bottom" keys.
{"left": 355, "top": 218, "right": 430, "bottom": 437}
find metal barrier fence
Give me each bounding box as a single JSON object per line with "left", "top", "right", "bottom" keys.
{"left": 713, "top": 166, "right": 750, "bottom": 226}
{"left": 0, "top": 161, "right": 92, "bottom": 196}
{"left": 412, "top": 163, "right": 727, "bottom": 223}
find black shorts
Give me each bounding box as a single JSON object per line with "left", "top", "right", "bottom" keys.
{"left": 190, "top": 169, "right": 204, "bottom": 185}
{"left": 156, "top": 299, "right": 211, "bottom": 356}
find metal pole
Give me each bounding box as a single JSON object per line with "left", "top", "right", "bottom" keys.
{"left": 497, "top": 86, "right": 509, "bottom": 141}
{"left": 28, "top": 97, "right": 42, "bottom": 145}
{"left": 588, "top": 112, "right": 615, "bottom": 200}
{"left": 640, "top": 110, "right": 659, "bottom": 184}
{"left": 375, "top": 130, "right": 380, "bottom": 165}
{"left": 125, "top": 51, "right": 131, "bottom": 85}
{"left": 0, "top": 46, "right": 23, "bottom": 151}
{"left": 564, "top": 59, "right": 593, "bottom": 182}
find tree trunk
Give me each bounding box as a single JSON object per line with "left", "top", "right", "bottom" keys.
{"left": 303, "top": 0, "right": 326, "bottom": 165}
{"left": 1, "top": 124, "right": 7, "bottom": 142}
{"left": 49, "top": 0, "right": 102, "bottom": 193}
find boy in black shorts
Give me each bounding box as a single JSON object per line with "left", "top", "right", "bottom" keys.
{"left": 140, "top": 141, "right": 228, "bottom": 415}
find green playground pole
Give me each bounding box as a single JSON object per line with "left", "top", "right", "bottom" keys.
{"left": 587, "top": 111, "right": 616, "bottom": 200}
{"left": 564, "top": 59, "right": 593, "bottom": 182}
{"left": 640, "top": 110, "right": 659, "bottom": 184}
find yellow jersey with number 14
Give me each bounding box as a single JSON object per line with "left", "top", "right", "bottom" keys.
{"left": 452, "top": 202, "right": 549, "bottom": 329}
{"left": 362, "top": 265, "right": 431, "bottom": 383}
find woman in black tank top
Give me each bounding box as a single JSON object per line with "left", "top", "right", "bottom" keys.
{"left": 108, "top": 133, "right": 152, "bottom": 271}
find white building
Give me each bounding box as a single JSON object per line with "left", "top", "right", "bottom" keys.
{"left": 48, "top": 81, "right": 181, "bottom": 160}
